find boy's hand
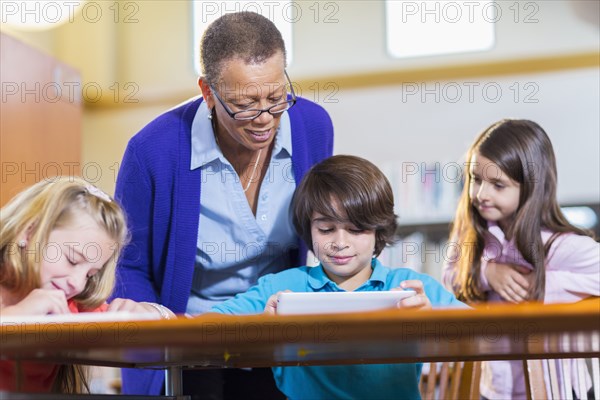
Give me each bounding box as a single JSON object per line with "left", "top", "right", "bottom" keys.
{"left": 485, "top": 262, "right": 533, "bottom": 303}
{"left": 394, "top": 280, "right": 432, "bottom": 310}
{"left": 264, "top": 290, "right": 292, "bottom": 315}
{"left": 2, "top": 288, "right": 70, "bottom": 316}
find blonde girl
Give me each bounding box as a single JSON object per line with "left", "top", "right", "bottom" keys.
{"left": 0, "top": 177, "right": 174, "bottom": 393}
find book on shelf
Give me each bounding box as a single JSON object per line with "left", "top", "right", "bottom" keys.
{"left": 382, "top": 160, "right": 463, "bottom": 226}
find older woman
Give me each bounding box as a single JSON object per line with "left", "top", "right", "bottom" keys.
{"left": 114, "top": 11, "right": 334, "bottom": 398}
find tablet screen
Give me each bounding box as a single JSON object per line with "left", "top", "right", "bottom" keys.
{"left": 276, "top": 290, "right": 416, "bottom": 315}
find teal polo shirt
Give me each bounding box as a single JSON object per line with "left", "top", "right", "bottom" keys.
{"left": 212, "top": 259, "right": 465, "bottom": 399}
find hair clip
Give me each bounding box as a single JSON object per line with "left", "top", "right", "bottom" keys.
{"left": 85, "top": 185, "right": 112, "bottom": 203}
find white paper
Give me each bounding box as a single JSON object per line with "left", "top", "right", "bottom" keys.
{"left": 0, "top": 311, "right": 161, "bottom": 325}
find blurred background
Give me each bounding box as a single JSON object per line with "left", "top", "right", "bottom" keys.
{"left": 3, "top": 0, "right": 598, "bottom": 259}
{"left": 1, "top": 1, "right": 597, "bottom": 198}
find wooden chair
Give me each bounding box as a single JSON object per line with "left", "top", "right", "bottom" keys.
{"left": 420, "top": 361, "right": 482, "bottom": 400}
{"left": 525, "top": 358, "right": 600, "bottom": 400}
{"left": 524, "top": 297, "right": 600, "bottom": 399}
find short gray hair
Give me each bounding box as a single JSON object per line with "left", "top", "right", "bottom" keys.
{"left": 200, "top": 12, "right": 287, "bottom": 86}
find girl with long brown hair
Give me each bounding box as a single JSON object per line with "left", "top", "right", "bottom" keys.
{"left": 442, "top": 119, "right": 599, "bottom": 399}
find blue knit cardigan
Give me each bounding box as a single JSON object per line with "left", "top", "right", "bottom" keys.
{"left": 113, "top": 96, "right": 333, "bottom": 395}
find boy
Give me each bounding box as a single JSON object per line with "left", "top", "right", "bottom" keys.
{"left": 211, "top": 155, "right": 464, "bottom": 399}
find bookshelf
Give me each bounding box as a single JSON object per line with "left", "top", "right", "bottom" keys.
{"left": 380, "top": 161, "right": 600, "bottom": 281}
{"left": 379, "top": 161, "right": 461, "bottom": 280}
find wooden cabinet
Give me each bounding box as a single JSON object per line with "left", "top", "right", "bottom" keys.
{"left": 0, "top": 33, "right": 81, "bottom": 206}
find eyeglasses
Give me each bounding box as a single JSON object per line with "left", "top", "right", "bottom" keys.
{"left": 210, "top": 70, "right": 296, "bottom": 121}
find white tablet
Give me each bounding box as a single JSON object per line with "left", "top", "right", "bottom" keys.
{"left": 276, "top": 290, "right": 416, "bottom": 315}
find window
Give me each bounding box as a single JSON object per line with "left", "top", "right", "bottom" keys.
{"left": 386, "top": 0, "right": 496, "bottom": 58}
{"left": 1, "top": 0, "right": 86, "bottom": 30}
{"left": 561, "top": 206, "right": 599, "bottom": 230}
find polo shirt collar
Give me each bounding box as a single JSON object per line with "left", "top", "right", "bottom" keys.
{"left": 307, "top": 258, "right": 388, "bottom": 291}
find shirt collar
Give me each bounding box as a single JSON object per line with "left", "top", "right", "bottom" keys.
{"left": 307, "top": 258, "right": 387, "bottom": 291}
{"left": 273, "top": 110, "right": 292, "bottom": 158}
{"left": 190, "top": 101, "right": 293, "bottom": 170}
{"left": 190, "top": 101, "right": 221, "bottom": 170}
{"left": 487, "top": 221, "right": 508, "bottom": 243}
{"left": 368, "top": 258, "right": 389, "bottom": 284}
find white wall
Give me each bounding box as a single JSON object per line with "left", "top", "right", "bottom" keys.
{"left": 6, "top": 1, "right": 597, "bottom": 96}
{"left": 291, "top": 0, "right": 600, "bottom": 207}
{"left": 329, "top": 67, "right": 600, "bottom": 206}
{"left": 289, "top": 0, "right": 599, "bottom": 77}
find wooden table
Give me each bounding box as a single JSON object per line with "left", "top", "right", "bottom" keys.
{"left": 2, "top": 299, "right": 599, "bottom": 397}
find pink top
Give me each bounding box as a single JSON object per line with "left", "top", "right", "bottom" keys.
{"left": 0, "top": 301, "right": 108, "bottom": 393}
{"left": 442, "top": 222, "right": 600, "bottom": 399}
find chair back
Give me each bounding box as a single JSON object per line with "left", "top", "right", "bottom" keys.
{"left": 420, "top": 361, "right": 482, "bottom": 400}
{"left": 525, "top": 358, "right": 600, "bottom": 400}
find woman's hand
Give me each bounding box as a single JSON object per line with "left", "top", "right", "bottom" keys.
{"left": 485, "top": 261, "right": 533, "bottom": 303}
{"left": 394, "top": 280, "right": 432, "bottom": 310}
{"left": 263, "top": 290, "right": 291, "bottom": 315}
{"left": 1, "top": 288, "right": 70, "bottom": 316}
{"left": 107, "top": 298, "right": 176, "bottom": 319}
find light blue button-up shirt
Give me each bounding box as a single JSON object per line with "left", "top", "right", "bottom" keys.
{"left": 186, "top": 101, "right": 298, "bottom": 314}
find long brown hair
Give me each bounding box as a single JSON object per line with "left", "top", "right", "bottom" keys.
{"left": 450, "top": 119, "right": 592, "bottom": 303}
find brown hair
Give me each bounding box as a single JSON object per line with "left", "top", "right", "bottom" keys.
{"left": 292, "top": 155, "right": 398, "bottom": 257}
{"left": 450, "top": 119, "right": 593, "bottom": 302}
{"left": 200, "top": 12, "right": 286, "bottom": 86}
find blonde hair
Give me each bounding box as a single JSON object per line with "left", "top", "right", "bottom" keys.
{"left": 1, "top": 177, "right": 128, "bottom": 393}
{"left": 0, "top": 177, "right": 128, "bottom": 309}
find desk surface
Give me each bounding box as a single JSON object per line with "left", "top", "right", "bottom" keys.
{"left": 1, "top": 299, "right": 599, "bottom": 369}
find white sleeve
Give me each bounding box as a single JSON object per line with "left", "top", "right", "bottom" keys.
{"left": 544, "top": 234, "right": 600, "bottom": 303}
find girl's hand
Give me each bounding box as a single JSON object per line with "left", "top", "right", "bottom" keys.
{"left": 107, "top": 298, "right": 175, "bottom": 319}
{"left": 394, "top": 280, "right": 432, "bottom": 310}
{"left": 1, "top": 288, "right": 70, "bottom": 316}
{"left": 485, "top": 262, "right": 533, "bottom": 303}
{"left": 264, "top": 290, "right": 292, "bottom": 315}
